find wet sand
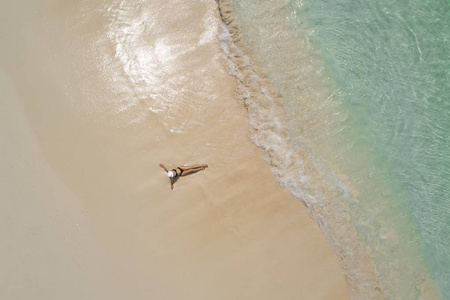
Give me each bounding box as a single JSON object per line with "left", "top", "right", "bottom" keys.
{"left": 0, "top": 0, "right": 349, "bottom": 299}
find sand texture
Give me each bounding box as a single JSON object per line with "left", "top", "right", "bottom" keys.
{"left": 0, "top": 0, "right": 349, "bottom": 299}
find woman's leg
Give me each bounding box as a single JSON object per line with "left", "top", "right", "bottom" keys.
{"left": 180, "top": 167, "right": 206, "bottom": 176}
{"left": 179, "top": 164, "right": 208, "bottom": 171}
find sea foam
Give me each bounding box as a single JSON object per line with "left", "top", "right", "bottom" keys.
{"left": 216, "top": 1, "right": 379, "bottom": 298}
{"left": 216, "top": 0, "right": 442, "bottom": 299}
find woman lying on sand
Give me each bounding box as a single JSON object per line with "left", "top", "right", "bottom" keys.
{"left": 159, "top": 163, "right": 208, "bottom": 190}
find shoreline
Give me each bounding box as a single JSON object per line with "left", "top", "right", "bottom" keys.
{"left": 215, "top": 1, "right": 379, "bottom": 298}
{"left": 1, "top": 0, "right": 349, "bottom": 298}
{"left": 215, "top": 1, "right": 442, "bottom": 299}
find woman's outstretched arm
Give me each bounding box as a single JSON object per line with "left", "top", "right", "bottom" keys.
{"left": 160, "top": 164, "right": 174, "bottom": 190}
{"left": 159, "top": 163, "right": 169, "bottom": 172}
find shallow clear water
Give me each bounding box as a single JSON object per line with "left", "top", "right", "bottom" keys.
{"left": 293, "top": 0, "right": 450, "bottom": 296}
{"left": 225, "top": 0, "right": 450, "bottom": 298}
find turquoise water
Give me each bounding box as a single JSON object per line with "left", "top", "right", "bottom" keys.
{"left": 293, "top": 0, "right": 450, "bottom": 297}
{"left": 224, "top": 0, "right": 450, "bottom": 298}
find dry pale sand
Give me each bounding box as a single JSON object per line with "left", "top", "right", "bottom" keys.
{"left": 0, "top": 0, "right": 349, "bottom": 299}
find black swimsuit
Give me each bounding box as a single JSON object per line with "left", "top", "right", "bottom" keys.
{"left": 171, "top": 167, "right": 183, "bottom": 177}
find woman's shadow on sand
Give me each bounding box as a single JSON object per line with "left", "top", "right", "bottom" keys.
{"left": 171, "top": 168, "right": 205, "bottom": 188}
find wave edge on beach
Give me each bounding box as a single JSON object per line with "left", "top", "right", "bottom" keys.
{"left": 215, "top": 1, "right": 382, "bottom": 298}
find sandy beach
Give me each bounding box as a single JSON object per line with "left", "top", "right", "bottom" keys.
{"left": 1, "top": 0, "right": 348, "bottom": 299}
